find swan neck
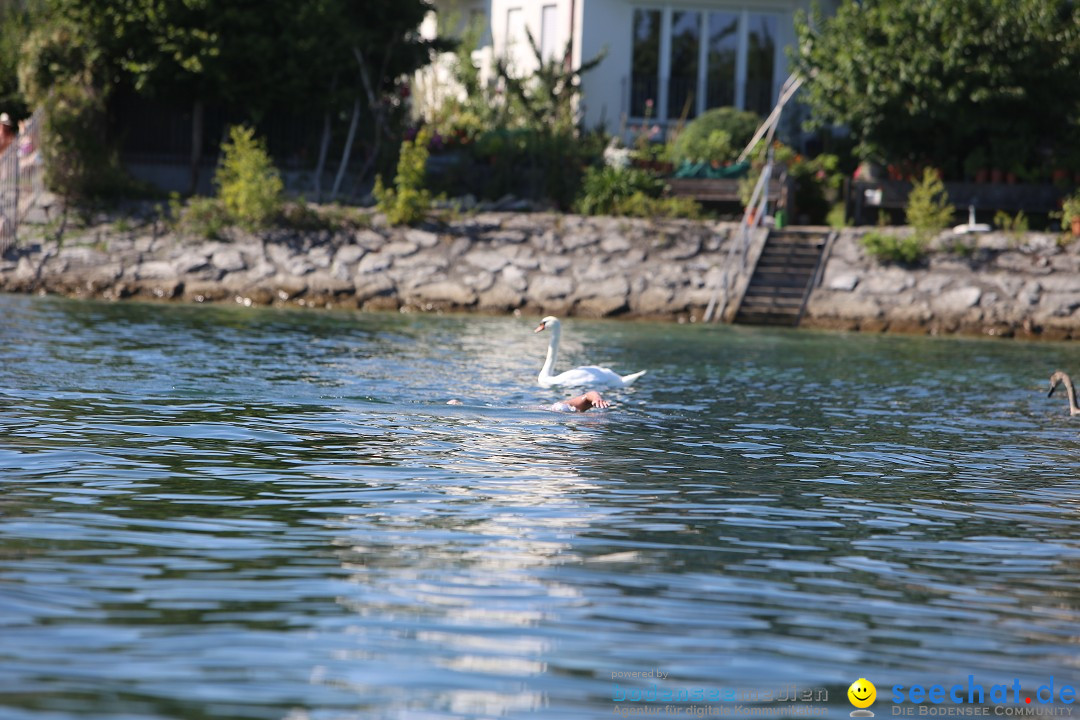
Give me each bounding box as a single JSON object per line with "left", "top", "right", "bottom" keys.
{"left": 1066, "top": 375, "right": 1080, "bottom": 415}
{"left": 540, "top": 324, "right": 560, "bottom": 379}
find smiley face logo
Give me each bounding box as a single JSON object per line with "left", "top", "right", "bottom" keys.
{"left": 848, "top": 678, "right": 877, "bottom": 713}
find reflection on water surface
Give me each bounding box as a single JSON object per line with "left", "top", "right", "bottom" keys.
{"left": 0, "top": 294, "right": 1078, "bottom": 719}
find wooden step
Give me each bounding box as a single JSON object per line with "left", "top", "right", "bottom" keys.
{"left": 733, "top": 228, "right": 831, "bottom": 327}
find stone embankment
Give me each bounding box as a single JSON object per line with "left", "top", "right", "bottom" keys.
{"left": 2, "top": 211, "right": 1080, "bottom": 338}
{"left": 808, "top": 230, "right": 1080, "bottom": 339}
{"left": 0, "top": 213, "right": 737, "bottom": 320}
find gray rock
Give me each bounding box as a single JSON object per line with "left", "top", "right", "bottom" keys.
{"left": 463, "top": 249, "right": 510, "bottom": 272}
{"left": 462, "top": 270, "right": 495, "bottom": 292}
{"left": 355, "top": 229, "right": 386, "bottom": 249}
{"left": 307, "top": 246, "right": 333, "bottom": 269}
{"left": 357, "top": 254, "right": 392, "bottom": 275}
{"left": 500, "top": 265, "right": 528, "bottom": 292}
{"left": 382, "top": 240, "right": 419, "bottom": 258}
{"left": 212, "top": 248, "right": 246, "bottom": 272}
{"left": 659, "top": 235, "right": 702, "bottom": 260}
{"left": 931, "top": 287, "right": 982, "bottom": 313}
{"left": 862, "top": 269, "right": 913, "bottom": 294}
{"left": 1021, "top": 280, "right": 1042, "bottom": 305}
{"left": 173, "top": 251, "right": 210, "bottom": 274}
{"left": 828, "top": 273, "right": 860, "bottom": 292}
{"left": 405, "top": 229, "right": 439, "bottom": 248}
{"left": 408, "top": 281, "right": 476, "bottom": 306}
{"left": 578, "top": 275, "right": 629, "bottom": 300}
{"left": 562, "top": 232, "right": 598, "bottom": 250}
{"left": 916, "top": 274, "right": 952, "bottom": 294}
{"left": 1037, "top": 275, "right": 1080, "bottom": 293}
{"left": 600, "top": 234, "right": 631, "bottom": 253}
{"left": 632, "top": 286, "right": 677, "bottom": 314}
{"left": 539, "top": 255, "right": 572, "bottom": 274}
{"left": 477, "top": 283, "right": 523, "bottom": 310}
{"left": 334, "top": 245, "right": 366, "bottom": 266}
{"left": 265, "top": 243, "right": 296, "bottom": 268}
{"left": 58, "top": 246, "right": 108, "bottom": 267}
{"left": 527, "top": 275, "right": 574, "bottom": 301}
{"left": 307, "top": 271, "right": 354, "bottom": 296}
{"left": 283, "top": 257, "right": 315, "bottom": 276}
{"left": 355, "top": 274, "right": 395, "bottom": 302}
{"left": 136, "top": 261, "right": 176, "bottom": 280}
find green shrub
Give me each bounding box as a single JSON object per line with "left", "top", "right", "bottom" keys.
{"left": 826, "top": 203, "right": 850, "bottom": 228}
{"left": 575, "top": 166, "right": 665, "bottom": 216}
{"left": 669, "top": 107, "right": 761, "bottom": 166}
{"left": 375, "top": 128, "right": 432, "bottom": 226}
{"left": 214, "top": 125, "right": 284, "bottom": 231}
{"left": 174, "top": 195, "right": 229, "bottom": 239}
{"left": 860, "top": 230, "right": 927, "bottom": 264}
{"left": 612, "top": 191, "right": 702, "bottom": 219}
{"left": 905, "top": 167, "right": 954, "bottom": 238}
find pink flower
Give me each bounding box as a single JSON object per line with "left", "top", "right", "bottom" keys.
{"left": 645, "top": 99, "right": 654, "bottom": 109}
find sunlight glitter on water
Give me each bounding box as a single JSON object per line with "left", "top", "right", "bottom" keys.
{"left": 1, "top": 294, "right": 1079, "bottom": 719}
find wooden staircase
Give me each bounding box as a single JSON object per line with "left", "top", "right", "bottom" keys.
{"left": 733, "top": 228, "right": 831, "bottom": 326}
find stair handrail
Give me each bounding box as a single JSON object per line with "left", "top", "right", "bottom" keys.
{"left": 704, "top": 149, "right": 772, "bottom": 323}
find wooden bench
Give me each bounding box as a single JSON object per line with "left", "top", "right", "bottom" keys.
{"left": 667, "top": 177, "right": 784, "bottom": 204}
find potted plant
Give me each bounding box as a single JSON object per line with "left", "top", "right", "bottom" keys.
{"left": 1061, "top": 191, "right": 1080, "bottom": 237}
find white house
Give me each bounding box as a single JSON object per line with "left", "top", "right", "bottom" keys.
{"left": 427, "top": 0, "right": 838, "bottom": 136}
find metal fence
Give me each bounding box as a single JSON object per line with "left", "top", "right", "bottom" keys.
{"left": 0, "top": 108, "right": 45, "bottom": 257}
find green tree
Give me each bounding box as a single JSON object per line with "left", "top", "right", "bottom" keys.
{"left": 794, "top": 0, "right": 1080, "bottom": 176}
{"left": 21, "top": 0, "right": 443, "bottom": 200}
{"left": 215, "top": 125, "right": 284, "bottom": 230}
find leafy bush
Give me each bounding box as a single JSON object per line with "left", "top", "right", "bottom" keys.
{"left": 574, "top": 166, "right": 665, "bottom": 216}
{"left": 826, "top": 203, "right": 849, "bottom": 228}
{"left": 994, "top": 209, "right": 1028, "bottom": 243}
{"left": 169, "top": 194, "right": 229, "bottom": 239}
{"left": 20, "top": 20, "right": 136, "bottom": 201}
{"left": 669, "top": 107, "right": 761, "bottom": 166}
{"left": 905, "top": 167, "right": 954, "bottom": 237}
{"left": 860, "top": 230, "right": 927, "bottom": 264}
{"left": 214, "top": 125, "right": 283, "bottom": 231}
{"left": 613, "top": 192, "right": 702, "bottom": 219}
{"left": 375, "top": 127, "right": 432, "bottom": 226}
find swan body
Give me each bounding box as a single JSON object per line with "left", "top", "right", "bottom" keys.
{"left": 1048, "top": 370, "right": 1080, "bottom": 416}
{"left": 534, "top": 316, "right": 647, "bottom": 388}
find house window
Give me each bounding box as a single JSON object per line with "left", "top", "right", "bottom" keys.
{"left": 541, "top": 4, "right": 558, "bottom": 61}
{"left": 706, "top": 11, "right": 739, "bottom": 109}
{"left": 745, "top": 13, "right": 778, "bottom": 116}
{"left": 668, "top": 11, "right": 700, "bottom": 120}
{"left": 630, "top": 9, "right": 661, "bottom": 118}
{"left": 629, "top": 8, "right": 781, "bottom": 121}
{"left": 506, "top": 7, "right": 524, "bottom": 49}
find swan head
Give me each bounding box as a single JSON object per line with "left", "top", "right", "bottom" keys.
{"left": 1049, "top": 370, "right": 1071, "bottom": 397}
{"left": 534, "top": 316, "right": 560, "bottom": 334}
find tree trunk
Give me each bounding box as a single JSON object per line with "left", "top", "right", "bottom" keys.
{"left": 313, "top": 110, "right": 332, "bottom": 202}
{"left": 330, "top": 96, "right": 361, "bottom": 201}
{"left": 188, "top": 98, "right": 204, "bottom": 195}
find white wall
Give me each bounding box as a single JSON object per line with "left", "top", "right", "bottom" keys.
{"left": 490, "top": 0, "right": 575, "bottom": 75}
{"left": 482, "top": 0, "right": 839, "bottom": 135}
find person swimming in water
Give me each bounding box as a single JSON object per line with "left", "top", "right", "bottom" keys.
{"left": 447, "top": 390, "right": 610, "bottom": 412}
{"left": 547, "top": 390, "right": 609, "bottom": 412}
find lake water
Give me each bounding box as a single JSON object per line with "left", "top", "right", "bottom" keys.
{"left": 1, "top": 293, "right": 1078, "bottom": 720}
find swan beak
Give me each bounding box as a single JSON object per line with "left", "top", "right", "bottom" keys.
{"left": 534, "top": 321, "right": 547, "bottom": 333}
{"left": 1049, "top": 383, "right": 1058, "bottom": 398}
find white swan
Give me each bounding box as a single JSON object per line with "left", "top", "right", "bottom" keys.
{"left": 534, "top": 316, "right": 647, "bottom": 388}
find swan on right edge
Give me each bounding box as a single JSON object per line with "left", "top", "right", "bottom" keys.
{"left": 1048, "top": 371, "right": 1080, "bottom": 416}
{"left": 534, "top": 316, "right": 647, "bottom": 388}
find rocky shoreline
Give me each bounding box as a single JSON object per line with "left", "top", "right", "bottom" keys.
{"left": 2, "top": 211, "right": 1079, "bottom": 339}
